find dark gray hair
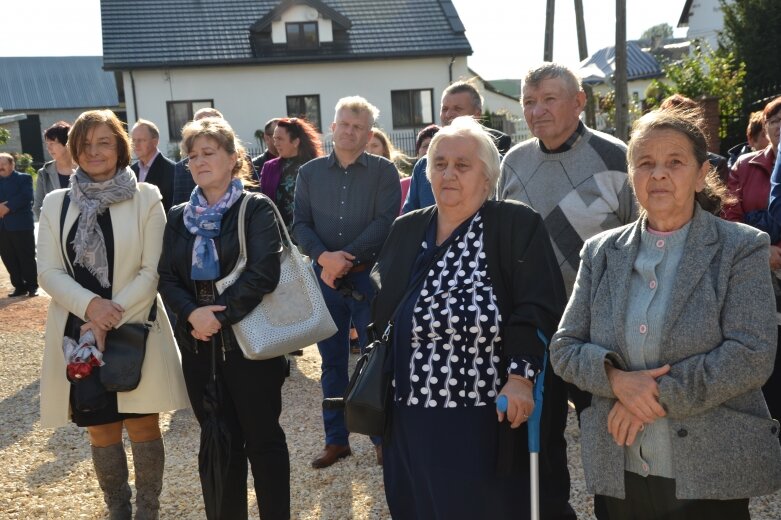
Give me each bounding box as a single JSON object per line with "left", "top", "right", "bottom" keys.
{"left": 523, "top": 62, "right": 583, "bottom": 95}
{"left": 442, "top": 81, "right": 483, "bottom": 112}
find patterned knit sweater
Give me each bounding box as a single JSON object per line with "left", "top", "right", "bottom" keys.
{"left": 498, "top": 126, "right": 635, "bottom": 293}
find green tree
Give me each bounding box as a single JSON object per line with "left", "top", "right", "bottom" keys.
{"left": 645, "top": 42, "right": 746, "bottom": 129}
{"left": 641, "top": 23, "right": 673, "bottom": 41}
{"left": 720, "top": 0, "right": 781, "bottom": 99}
{"left": 0, "top": 127, "right": 9, "bottom": 145}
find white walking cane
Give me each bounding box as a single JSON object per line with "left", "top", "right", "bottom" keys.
{"left": 497, "top": 335, "right": 548, "bottom": 520}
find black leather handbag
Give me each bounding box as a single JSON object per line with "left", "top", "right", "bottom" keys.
{"left": 343, "top": 326, "right": 392, "bottom": 436}
{"left": 99, "top": 303, "right": 156, "bottom": 392}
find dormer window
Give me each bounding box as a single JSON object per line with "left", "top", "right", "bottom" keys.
{"left": 286, "top": 22, "right": 319, "bottom": 49}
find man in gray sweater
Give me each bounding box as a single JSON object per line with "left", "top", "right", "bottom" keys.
{"left": 499, "top": 63, "right": 635, "bottom": 293}
{"left": 498, "top": 63, "right": 634, "bottom": 519}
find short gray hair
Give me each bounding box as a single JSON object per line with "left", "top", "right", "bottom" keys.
{"left": 442, "top": 80, "right": 483, "bottom": 112}
{"left": 131, "top": 119, "right": 160, "bottom": 139}
{"left": 334, "top": 96, "right": 380, "bottom": 127}
{"left": 426, "top": 115, "right": 500, "bottom": 201}
{"left": 523, "top": 62, "right": 583, "bottom": 95}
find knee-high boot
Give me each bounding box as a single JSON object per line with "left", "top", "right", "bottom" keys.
{"left": 91, "top": 443, "right": 132, "bottom": 520}
{"left": 130, "top": 438, "right": 165, "bottom": 520}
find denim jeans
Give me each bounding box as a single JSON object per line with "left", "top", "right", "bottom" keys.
{"left": 315, "top": 265, "right": 376, "bottom": 446}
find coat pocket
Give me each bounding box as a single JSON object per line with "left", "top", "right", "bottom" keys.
{"left": 670, "top": 406, "right": 781, "bottom": 499}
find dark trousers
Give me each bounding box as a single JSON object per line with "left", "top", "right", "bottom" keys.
{"left": 595, "top": 471, "right": 750, "bottom": 520}
{"left": 181, "top": 345, "right": 290, "bottom": 520}
{"left": 315, "top": 266, "right": 376, "bottom": 446}
{"left": 0, "top": 228, "right": 37, "bottom": 292}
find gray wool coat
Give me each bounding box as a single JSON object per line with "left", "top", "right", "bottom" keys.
{"left": 551, "top": 204, "right": 781, "bottom": 500}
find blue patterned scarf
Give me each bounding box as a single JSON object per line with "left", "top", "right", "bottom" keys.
{"left": 183, "top": 178, "right": 244, "bottom": 280}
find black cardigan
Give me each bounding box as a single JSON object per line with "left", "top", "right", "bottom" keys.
{"left": 370, "top": 200, "right": 566, "bottom": 360}
{"left": 369, "top": 200, "right": 570, "bottom": 479}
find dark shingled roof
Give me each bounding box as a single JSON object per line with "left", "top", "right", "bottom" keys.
{"left": 100, "top": 0, "right": 472, "bottom": 70}
{"left": 0, "top": 56, "right": 119, "bottom": 110}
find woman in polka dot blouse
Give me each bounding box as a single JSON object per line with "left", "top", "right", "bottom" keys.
{"left": 370, "top": 117, "right": 571, "bottom": 519}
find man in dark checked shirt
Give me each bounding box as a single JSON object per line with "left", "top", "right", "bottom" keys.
{"left": 293, "top": 96, "right": 400, "bottom": 468}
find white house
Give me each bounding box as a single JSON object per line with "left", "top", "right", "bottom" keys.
{"left": 101, "top": 0, "right": 483, "bottom": 156}
{"left": 677, "top": 0, "right": 730, "bottom": 50}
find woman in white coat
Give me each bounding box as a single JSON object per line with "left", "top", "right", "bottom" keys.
{"left": 37, "top": 110, "right": 189, "bottom": 520}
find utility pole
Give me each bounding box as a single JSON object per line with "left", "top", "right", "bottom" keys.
{"left": 614, "top": 0, "right": 629, "bottom": 141}
{"left": 544, "top": 0, "right": 555, "bottom": 61}
{"left": 574, "top": 0, "right": 596, "bottom": 128}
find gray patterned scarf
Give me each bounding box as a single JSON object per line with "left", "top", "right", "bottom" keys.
{"left": 69, "top": 167, "right": 137, "bottom": 287}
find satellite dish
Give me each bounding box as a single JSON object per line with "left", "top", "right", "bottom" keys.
{"left": 306, "top": 8, "right": 319, "bottom": 20}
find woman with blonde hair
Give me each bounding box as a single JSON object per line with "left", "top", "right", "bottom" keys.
{"left": 37, "top": 109, "right": 189, "bottom": 519}
{"left": 158, "top": 117, "right": 290, "bottom": 519}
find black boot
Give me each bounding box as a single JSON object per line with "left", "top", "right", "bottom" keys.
{"left": 131, "top": 438, "right": 165, "bottom": 520}
{"left": 92, "top": 443, "right": 132, "bottom": 520}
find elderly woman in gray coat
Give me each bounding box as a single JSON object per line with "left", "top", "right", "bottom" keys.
{"left": 551, "top": 108, "right": 781, "bottom": 520}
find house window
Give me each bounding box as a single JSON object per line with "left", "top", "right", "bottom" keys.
{"left": 286, "top": 95, "right": 321, "bottom": 131}
{"left": 286, "top": 22, "right": 319, "bottom": 49}
{"left": 391, "top": 89, "right": 434, "bottom": 128}
{"left": 166, "top": 100, "right": 214, "bottom": 140}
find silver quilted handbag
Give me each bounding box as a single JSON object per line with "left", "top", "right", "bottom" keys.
{"left": 215, "top": 194, "right": 337, "bottom": 359}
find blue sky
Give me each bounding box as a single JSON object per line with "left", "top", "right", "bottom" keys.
{"left": 3, "top": 0, "right": 688, "bottom": 79}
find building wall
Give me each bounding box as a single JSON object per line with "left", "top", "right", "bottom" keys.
{"left": 685, "top": 0, "right": 725, "bottom": 50}
{"left": 122, "top": 56, "right": 470, "bottom": 153}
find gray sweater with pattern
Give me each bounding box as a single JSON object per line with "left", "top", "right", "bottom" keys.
{"left": 498, "top": 126, "right": 635, "bottom": 293}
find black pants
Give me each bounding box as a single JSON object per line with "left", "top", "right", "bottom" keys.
{"left": 0, "top": 228, "right": 37, "bottom": 292}
{"left": 181, "top": 344, "right": 290, "bottom": 520}
{"left": 595, "top": 471, "right": 750, "bottom": 520}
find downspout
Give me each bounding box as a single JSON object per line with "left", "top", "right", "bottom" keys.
{"left": 448, "top": 56, "right": 455, "bottom": 84}
{"left": 129, "top": 70, "right": 139, "bottom": 122}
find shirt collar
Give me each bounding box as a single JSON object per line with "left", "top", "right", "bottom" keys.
{"left": 140, "top": 149, "right": 160, "bottom": 168}
{"left": 539, "top": 121, "right": 586, "bottom": 154}
{"left": 328, "top": 150, "right": 369, "bottom": 169}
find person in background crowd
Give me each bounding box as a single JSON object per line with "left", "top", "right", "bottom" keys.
{"left": 293, "top": 96, "right": 400, "bottom": 468}
{"left": 34, "top": 121, "right": 77, "bottom": 219}
{"left": 37, "top": 110, "right": 189, "bottom": 519}
{"left": 252, "top": 118, "right": 281, "bottom": 173}
{"left": 728, "top": 111, "right": 769, "bottom": 169}
{"left": 371, "top": 116, "right": 567, "bottom": 519}
{"left": 402, "top": 81, "right": 511, "bottom": 213}
{"left": 259, "top": 117, "right": 323, "bottom": 235}
{"left": 658, "top": 94, "right": 729, "bottom": 185}
{"left": 158, "top": 117, "right": 290, "bottom": 519}
{"left": 130, "top": 119, "right": 175, "bottom": 213}
{"left": 415, "top": 124, "right": 440, "bottom": 160}
{"left": 366, "top": 126, "right": 415, "bottom": 216}
{"left": 0, "top": 153, "right": 37, "bottom": 297}
{"left": 552, "top": 107, "right": 781, "bottom": 520}
{"left": 727, "top": 96, "right": 781, "bottom": 427}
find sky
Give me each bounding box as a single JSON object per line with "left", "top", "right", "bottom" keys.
{"left": 2, "top": 0, "right": 688, "bottom": 80}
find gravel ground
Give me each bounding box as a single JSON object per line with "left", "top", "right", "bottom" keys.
{"left": 1, "top": 262, "right": 780, "bottom": 519}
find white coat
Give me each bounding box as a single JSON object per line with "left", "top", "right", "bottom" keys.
{"left": 38, "top": 183, "right": 190, "bottom": 428}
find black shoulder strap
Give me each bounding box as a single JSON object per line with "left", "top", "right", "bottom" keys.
{"left": 59, "top": 192, "right": 74, "bottom": 278}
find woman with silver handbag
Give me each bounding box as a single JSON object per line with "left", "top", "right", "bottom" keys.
{"left": 157, "top": 117, "right": 290, "bottom": 520}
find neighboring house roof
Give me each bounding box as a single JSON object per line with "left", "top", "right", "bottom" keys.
{"left": 466, "top": 68, "right": 519, "bottom": 103}
{"left": 0, "top": 56, "right": 119, "bottom": 110}
{"left": 101, "top": 0, "right": 473, "bottom": 70}
{"left": 485, "top": 79, "right": 522, "bottom": 100}
{"left": 576, "top": 41, "right": 663, "bottom": 84}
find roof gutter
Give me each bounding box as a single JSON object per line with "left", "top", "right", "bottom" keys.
{"left": 448, "top": 55, "right": 455, "bottom": 84}
{"left": 130, "top": 70, "right": 139, "bottom": 122}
